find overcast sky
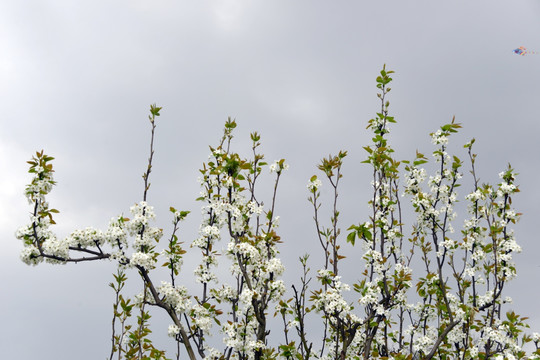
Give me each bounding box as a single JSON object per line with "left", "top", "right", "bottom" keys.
{"left": 2, "top": 1, "right": 540, "bottom": 359}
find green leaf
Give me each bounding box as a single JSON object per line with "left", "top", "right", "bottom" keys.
{"left": 347, "top": 231, "right": 356, "bottom": 246}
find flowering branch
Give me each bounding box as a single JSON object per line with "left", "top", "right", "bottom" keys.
{"left": 16, "top": 66, "right": 540, "bottom": 360}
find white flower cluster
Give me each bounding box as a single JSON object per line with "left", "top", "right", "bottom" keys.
{"left": 130, "top": 251, "right": 155, "bottom": 270}
{"left": 194, "top": 258, "right": 218, "bottom": 284}
{"left": 430, "top": 129, "right": 449, "bottom": 145}
{"left": 105, "top": 216, "right": 129, "bottom": 247}
{"left": 132, "top": 288, "right": 156, "bottom": 307}
{"left": 16, "top": 217, "right": 58, "bottom": 265}
{"left": 201, "top": 225, "right": 220, "bottom": 238}
{"left": 479, "top": 324, "right": 521, "bottom": 357}
{"left": 246, "top": 201, "right": 264, "bottom": 215}
{"left": 210, "top": 285, "right": 236, "bottom": 303}
{"left": 498, "top": 170, "right": 518, "bottom": 194}
{"left": 466, "top": 188, "right": 486, "bottom": 202}
{"left": 412, "top": 331, "right": 436, "bottom": 354}
{"left": 222, "top": 318, "right": 266, "bottom": 358}
{"left": 167, "top": 324, "right": 180, "bottom": 338}
{"left": 314, "top": 272, "right": 352, "bottom": 319}
{"left": 158, "top": 281, "right": 191, "bottom": 314}
{"left": 204, "top": 347, "right": 223, "bottom": 360}
{"left": 404, "top": 167, "right": 427, "bottom": 195}
{"left": 307, "top": 177, "right": 322, "bottom": 192}
{"left": 191, "top": 303, "right": 213, "bottom": 334}
{"left": 227, "top": 237, "right": 286, "bottom": 304}
{"left": 269, "top": 159, "right": 289, "bottom": 173}
{"left": 126, "top": 202, "right": 160, "bottom": 238}
{"left": 228, "top": 241, "right": 259, "bottom": 262}
{"left": 363, "top": 248, "right": 388, "bottom": 275}
{"left": 19, "top": 244, "right": 41, "bottom": 265}
{"left": 24, "top": 165, "right": 55, "bottom": 204}
{"left": 266, "top": 257, "right": 285, "bottom": 276}
{"left": 17, "top": 160, "right": 66, "bottom": 264}
{"left": 66, "top": 227, "right": 105, "bottom": 248}
{"left": 191, "top": 190, "right": 228, "bottom": 285}
{"left": 41, "top": 237, "right": 69, "bottom": 262}
{"left": 123, "top": 202, "right": 163, "bottom": 270}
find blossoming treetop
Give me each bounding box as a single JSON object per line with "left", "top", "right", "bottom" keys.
{"left": 17, "top": 66, "right": 540, "bottom": 359}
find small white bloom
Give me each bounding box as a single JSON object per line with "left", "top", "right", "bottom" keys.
{"left": 168, "top": 324, "right": 180, "bottom": 338}
{"left": 307, "top": 177, "right": 322, "bottom": 191}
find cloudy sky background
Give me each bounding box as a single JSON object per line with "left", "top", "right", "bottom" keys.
{"left": 2, "top": 1, "right": 540, "bottom": 358}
